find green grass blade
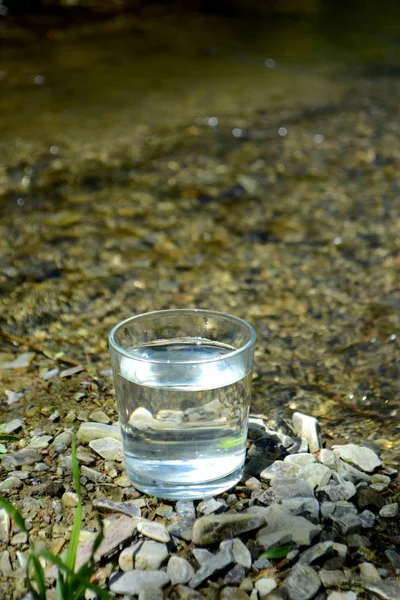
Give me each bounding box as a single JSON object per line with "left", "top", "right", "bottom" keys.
{"left": 71, "top": 436, "right": 81, "bottom": 501}
{"left": 28, "top": 554, "right": 47, "bottom": 599}
{"left": 26, "top": 577, "right": 42, "bottom": 600}
{"left": 37, "top": 548, "right": 113, "bottom": 600}
{"left": 55, "top": 571, "right": 66, "bottom": 600}
{"left": 0, "top": 433, "right": 20, "bottom": 442}
{"left": 66, "top": 501, "right": 82, "bottom": 579}
{"left": 0, "top": 496, "right": 27, "bottom": 533}
{"left": 259, "top": 545, "right": 291, "bottom": 559}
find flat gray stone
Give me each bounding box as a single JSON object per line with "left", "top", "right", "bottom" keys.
{"left": 333, "top": 444, "right": 381, "bottom": 473}
{"left": 256, "top": 504, "right": 321, "bottom": 546}
{"left": 192, "top": 548, "right": 214, "bottom": 566}
{"left": 299, "top": 463, "right": 332, "bottom": 489}
{"left": 192, "top": 512, "right": 265, "bottom": 546}
{"left": 384, "top": 550, "right": 400, "bottom": 574}
{"left": 0, "top": 352, "right": 35, "bottom": 369}
{"left": 358, "top": 510, "right": 376, "bottom": 528}
{"left": 89, "top": 410, "right": 110, "bottom": 424}
{"left": 176, "top": 500, "right": 196, "bottom": 519}
{"left": 359, "top": 562, "right": 382, "bottom": 582}
{"left": 331, "top": 514, "right": 361, "bottom": 536}
{"left": 232, "top": 538, "right": 252, "bottom": 569}
{"left": 292, "top": 412, "right": 321, "bottom": 452}
{"left": 0, "top": 551, "right": 12, "bottom": 576}
{"left": 167, "top": 517, "right": 194, "bottom": 541}
{"left": 1, "top": 448, "right": 41, "bottom": 469}
{"left": 89, "top": 437, "right": 123, "bottom": 461}
{"left": 281, "top": 498, "right": 320, "bottom": 524}
{"left": 189, "top": 543, "right": 233, "bottom": 588}
{"left": 379, "top": 503, "right": 399, "bottom": 518}
{"left": 269, "top": 477, "right": 315, "bottom": 501}
{"left": 167, "top": 555, "right": 195, "bottom": 585}
{"left": 327, "top": 592, "right": 358, "bottom": 600}
{"left": 319, "top": 570, "right": 346, "bottom": 587}
{"left": 363, "top": 581, "right": 400, "bottom": 600}
{"left": 257, "top": 531, "right": 292, "bottom": 551}
{"left": 297, "top": 541, "right": 333, "bottom": 566}
{"left": 80, "top": 466, "right": 112, "bottom": 484}
{"left": 135, "top": 540, "right": 169, "bottom": 570}
{"left": 224, "top": 564, "right": 246, "bottom": 586}
{"left": 220, "top": 586, "right": 251, "bottom": 600}
{"left": 137, "top": 520, "right": 170, "bottom": 543}
{"left": 337, "top": 461, "right": 371, "bottom": 484}
{"left": 110, "top": 570, "right": 170, "bottom": 595}
{"left": 283, "top": 565, "right": 321, "bottom": 600}
{"left": 92, "top": 499, "right": 141, "bottom": 518}
{"left": 76, "top": 422, "right": 121, "bottom": 443}
{"left": 347, "top": 534, "right": 371, "bottom": 549}
{"left": 0, "top": 510, "right": 10, "bottom": 543}
{"left": 138, "top": 587, "right": 163, "bottom": 600}
{"left": 332, "top": 501, "right": 358, "bottom": 518}
{"left": 53, "top": 431, "right": 73, "bottom": 448}
{"left": 0, "top": 476, "right": 23, "bottom": 491}
{"left": 27, "top": 435, "right": 52, "bottom": 450}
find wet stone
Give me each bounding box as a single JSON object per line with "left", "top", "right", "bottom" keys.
{"left": 167, "top": 555, "right": 195, "bottom": 585}
{"left": 283, "top": 565, "right": 321, "bottom": 600}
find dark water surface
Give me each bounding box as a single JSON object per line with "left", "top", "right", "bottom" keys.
{"left": 0, "top": 5, "right": 399, "bottom": 465}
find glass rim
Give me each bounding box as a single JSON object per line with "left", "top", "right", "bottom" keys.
{"left": 109, "top": 308, "right": 256, "bottom": 364}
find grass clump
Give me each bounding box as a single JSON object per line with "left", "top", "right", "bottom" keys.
{"left": 0, "top": 437, "right": 112, "bottom": 600}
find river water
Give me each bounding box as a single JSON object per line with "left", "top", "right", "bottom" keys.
{"left": 0, "top": 4, "right": 399, "bottom": 465}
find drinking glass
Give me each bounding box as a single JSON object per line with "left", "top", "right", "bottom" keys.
{"left": 109, "top": 309, "right": 256, "bottom": 499}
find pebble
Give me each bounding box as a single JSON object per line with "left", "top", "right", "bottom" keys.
{"left": 292, "top": 412, "right": 321, "bottom": 451}
{"left": 357, "top": 488, "right": 386, "bottom": 512}
{"left": 27, "top": 435, "right": 53, "bottom": 450}
{"left": 0, "top": 510, "right": 10, "bottom": 543}
{"left": 168, "top": 517, "right": 194, "bottom": 541}
{"left": 192, "top": 513, "right": 266, "bottom": 546}
{"left": 1, "top": 448, "right": 41, "bottom": 469}
{"left": 135, "top": 540, "right": 169, "bottom": 570}
{"left": 347, "top": 534, "right": 371, "bottom": 549}
{"left": 60, "top": 365, "right": 84, "bottom": 377}
{"left": 80, "top": 465, "right": 112, "bottom": 484}
{"left": 320, "top": 478, "right": 357, "bottom": 502}
{"left": 254, "top": 577, "right": 277, "bottom": 596}
{"left": 174, "top": 585, "right": 206, "bottom": 600}
{"left": 2, "top": 419, "right": 22, "bottom": 434}
{"left": 331, "top": 514, "right": 361, "bottom": 536}
{"left": 384, "top": 550, "right": 400, "bottom": 574}
{"left": 297, "top": 541, "right": 333, "bottom": 566}
{"left": 138, "top": 587, "right": 163, "bottom": 600}
{"left": 333, "top": 444, "right": 381, "bottom": 473}
{"left": 224, "top": 564, "right": 246, "bottom": 585}
{"left": 284, "top": 453, "right": 316, "bottom": 467}
{"left": 0, "top": 551, "right": 12, "bottom": 576}
{"left": 232, "top": 538, "right": 252, "bottom": 569}
{"left": 282, "top": 565, "right": 321, "bottom": 600}
{"left": 260, "top": 460, "right": 300, "bottom": 481}
{"left": 319, "top": 570, "right": 347, "bottom": 587}
{"left": 53, "top": 431, "right": 72, "bottom": 447}
{"left": 76, "top": 422, "right": 121, "bottom": 443}
{"left": 176, "top": 500, "right": 196, "bottom": 519}
{"left": 61, "top": 492, "right": 79, "bottom": 507}
{"left": 198, "top": 497, "right": 226, "bottom": 515}
{"left": 281, "top": 497, "right": 320, "bottom": 525}
{"left": 379, "top": 503, "right": 399, "bottom": 518}
{"left": 220, "top": 587, "right": 250, "bottom": 600}
{"left": 189, "top": 543, "right": 233, "bottom": 588}
{"left": 268, "top": 477, "right": 315, "bottom": 501}
{"left": 256, "top": 531, "right": 292, "bottom": 551}
{"left": 137, "top": 520, "right": 170, "bottom": 543}
{"left": 359, "top": 562, "right": 382, "bottom": 582}
{"left": 0, "top": 352, "right": 35, "bottom": 369}
{"left": 89, "top": 437, "right": 123, "bottom": 461}
{"left": 256, "top": 505, "right": 321, "bottom": 546}
{"left": 110, "top": 570, "right": 170, "bottom": 595}
{"left": 89, "top": 410, "right": 111, "bottom": 424}
{"left": 92, "top": 498, "right": 141, "bottom": 518}
{"left": 167, "top": 555, "right": 195, "bottom": 584}
{"left": 370, "top": 483, "right": 389, "bottom": 492}
{"left": 0, "top": 476, "right": 23, "bottom": 491}
{"left": 11, "top": 531, "right": 28, "bottom": 545}
{"left": 327, "top": 593, "right": 358, "bottom": 600}
{"left": 358, "top": 509, "right": 376, "bottom": 528}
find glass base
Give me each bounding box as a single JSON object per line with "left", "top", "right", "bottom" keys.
{"left": 125, "top": 462, "right": 244, "bottom": 500}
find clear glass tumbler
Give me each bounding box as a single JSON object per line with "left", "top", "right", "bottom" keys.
{"left": 109, "top": 309, "right": 256, "bottom": 499}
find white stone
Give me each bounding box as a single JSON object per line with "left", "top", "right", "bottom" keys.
{"left": 332, "top": 444, "right": 381, "bottom": 473}
{"left": 327, "top": 593, "right": 358, "bottom": 600}
{"left": 284, "top": 454, "right": 316, "bottom": 467}
{"left": 61, "top": 492, "right": 79, "bottom": 507}
{"left": 0, "top": 510, "right": 10, "bottom": 543}
{"left": 2, "top": 419, "right": 22, "bottom": 434}
{"left": 0, "top": 477, "right": 23, "bottom": 491}
{"left": 299, "top": 463, "right": 332, "bottom": 488}
{"left": 76, "top": 422, "right": 121, "bottom": 443}
{"left": 232, "top": 538, "right": 252, "bottom": 569}
{"left": 137, "top": 520, "right": 170, "bottom": 543}
{"left": 379, "top": 503, "right": 399, "bottom": 518}
{"left": 255, "top": 577, "right": 277, "bottom": 595}
{"left": 89, "top": 437, "right": 123, "bottom": 461}
{"left": 292, "top": 412, "right": 320, "bottom": 451}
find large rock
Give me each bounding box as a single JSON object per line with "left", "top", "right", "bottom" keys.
{"left": 192, "top": 512, "right": 265, "bottom": 546}
{"left": 332, "top": 444, "right": 381, "bottom": 473}
{"left": 283, "top": 565, "right": 321, "bottom": 600}
{"left": 110, "top": 570, "right": 170, "bottom": 595}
